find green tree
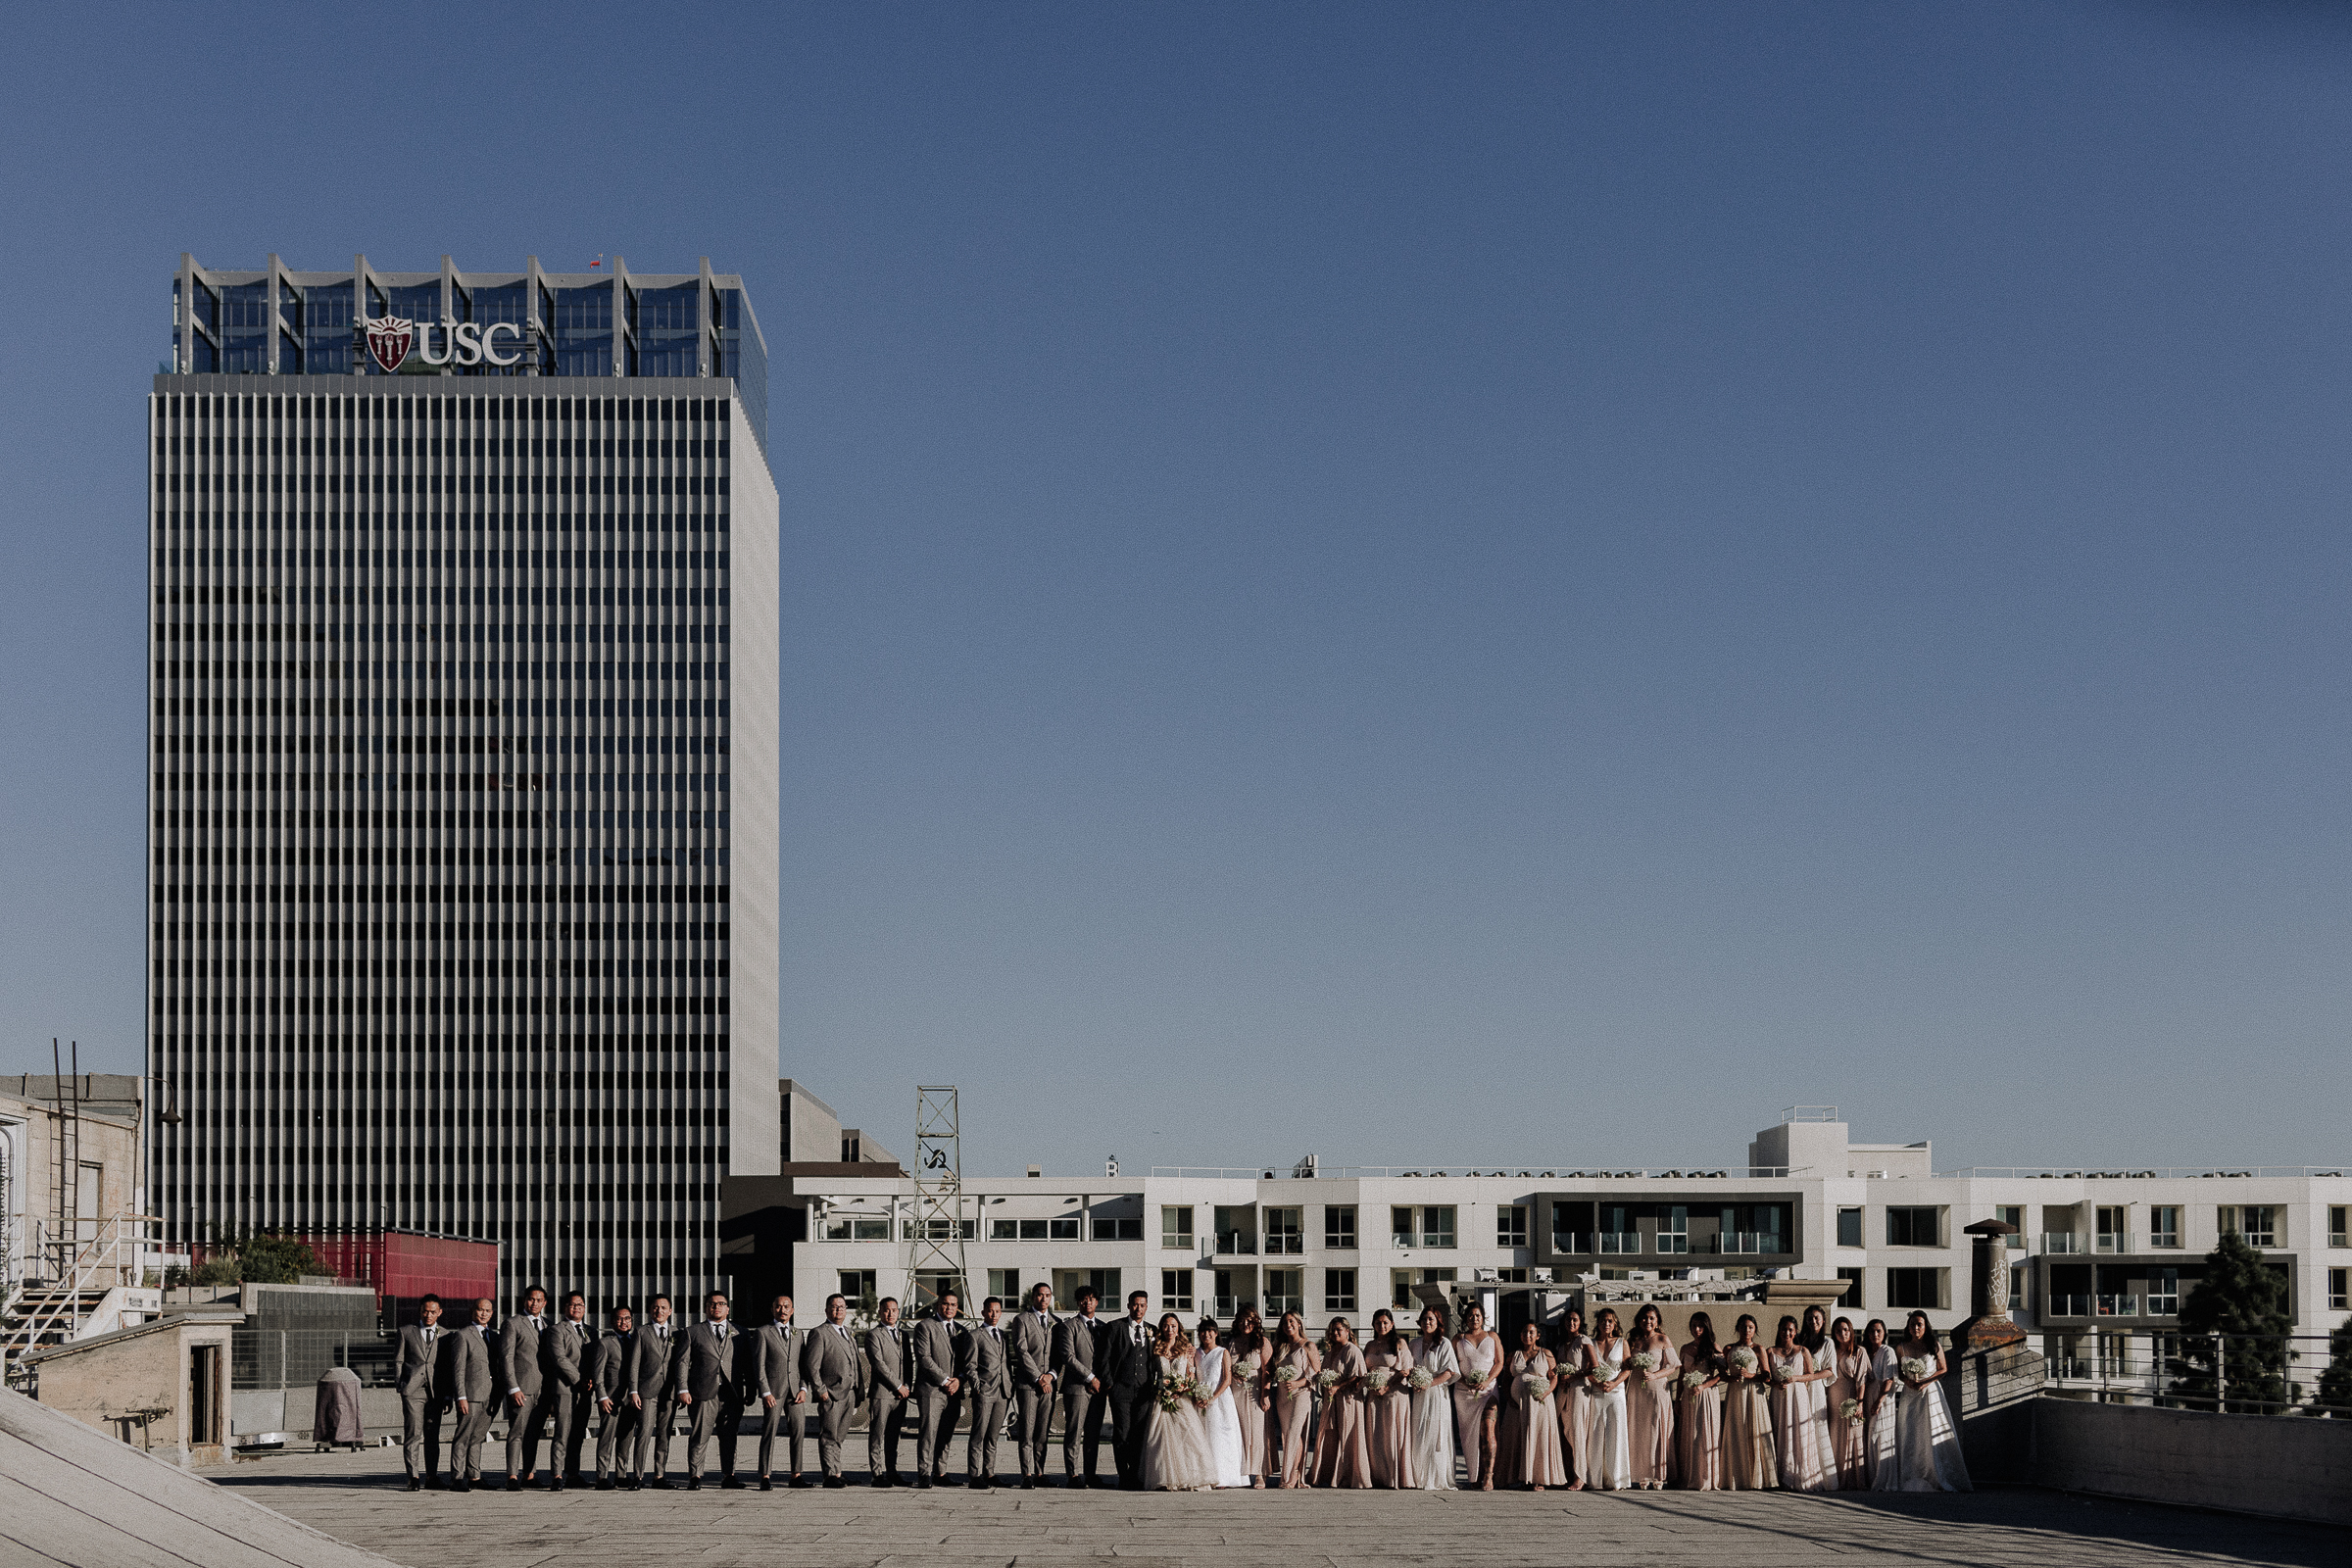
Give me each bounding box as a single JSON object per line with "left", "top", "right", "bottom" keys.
{"left": 237, "top": 1235, "right": 324, "bottom": 1285}
{"left": 2168, "top": 1231, "right": 2291, "bottom": 1414}
{"left": 2314, "top": 1318, "right": 2352, "bottom": 1418}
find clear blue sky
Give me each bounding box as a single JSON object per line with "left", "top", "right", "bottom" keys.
{"left": 3, "top": 4, "right": 2347, "bottom": 1175}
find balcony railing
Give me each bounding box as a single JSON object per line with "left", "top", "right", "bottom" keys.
{"left": 1211, "top": 1296, "right": 1241, "bottom": 1318}
{"left": 1214, "top": 1233, "right": 1256, "bottom": 1256}
{"left": 1709, "top": 1232, "right": 1778, "bottom": 1255}
{"left": 1262, "top": 1292, "right": 1302, "bottom": 1317}
{"left": 2039, "top": 1233, "right": 2087, "bottom": 1254}
{"left": 1654, "top": 1233, "right": 1690, "bottom": 1254}
{"left": 1596, "top": 1231, "right": 1642, "bottom": 1254}
{"left": 2044, "top": 1294, "right": 2090, "bottom": 1318}
{"left": 2094, "top": 1294, "right": 2140, "bottom": 1317}
{"left": 2040, "top": 1329, "right": 2346, "bottom": 1417}
{"left": 1550, "top": 1232, "right": 1591, "bottom": 1254}
{"left": 2094, "top": 1233, "right": 2136, "bottom": 1253}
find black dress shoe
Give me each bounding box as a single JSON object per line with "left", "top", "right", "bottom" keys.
{"left": 506, "top": 1478, "right": 522, "bottom": 1493}
{"left": 759, "top": 1478, "right": 772, "bottom": 1492}
{"left": 407, "top": 1478, "right": 422, "bottom": 1493}
{"left": 913, "top": 1476, "right": 932, "bottom": 1490}
{"left": 687, "top": 1477, "right": 703, "bottom": 1491}
{"left": 596, "top": 1479, "right": 615, "bottom": 1491}
{"left": 651, "top": 1477, "right": 675, "bottom": 1490}
{"left": 790, "top": 1475, "right": 810, "bottom": 1489}
{"left": 548, "top": 1479, "right": 565, "bottom": 1493}
{"left": 1020, "top": 1477, "right": 1035, "bottom": 1490}
{"left": 452, "top": 1479, "right": 470, "bottom": 1494}
{"left": 824, "top": 1476, "right": 846, "bottom": 1489}
{"left": 721, "top": 1476, "right": 746, "bottom": 1490}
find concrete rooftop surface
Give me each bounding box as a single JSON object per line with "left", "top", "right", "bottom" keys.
{"left": 198, "top": 1442, "right": 2343, "bottom": 1568}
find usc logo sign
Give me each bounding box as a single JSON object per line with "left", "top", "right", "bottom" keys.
{"left": 363, "top": 316, "right": 525, "bottom": 373}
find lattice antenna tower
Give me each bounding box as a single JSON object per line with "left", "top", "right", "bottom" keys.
{"left": 907, "top": 1086, "right": 969, "bottom": 1313}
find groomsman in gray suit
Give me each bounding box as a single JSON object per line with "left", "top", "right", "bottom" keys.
{"left": 911, "top": 1291, "right": 968, "bottom": 1488}
{"left": 675, "top": 1291, "right": 748, "bottom": 1490}
{"left": 592, "top": 1305, "right": 638, "bottom": 1490}
{"left": 864, "top": 1298, "right": 914, "bottom": 1486}
{"left": 1053, "top": 1286, "right": 1105, "bottom": 1486}
{"left": 799, "top": 1293, "right": 860, "bottom": 1488}
{"left": 447, "top": 1298, "right": 497, "bottom": 1491}
{"left": 393, "top": 1294, "right": 447, "bottom": 1491}
{"left": 1007, "top": 1283, "right": 1057, "bottom": 1488}
{"left": 630, "top": 1296, "right": 685, "bottom": 1486}
{"left": 753, "top": 1294, "right": 808, "bottom": 1490}
{"left": 549, "top": 1292, "right": 595, "bottom": 1489}
{"left": 961, "top": 1297, "right": 1014, "bottom": 1490}
{"left": 499, "top": 1286, "right": 550, "bottom": 1489}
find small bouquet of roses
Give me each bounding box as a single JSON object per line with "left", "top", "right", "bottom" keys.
{"left": 1155, "top": 1368, "right": 1204, "bottom": 1413}
{"left": 1838, "top": 1396, "right": 1862, "bottom": 1426}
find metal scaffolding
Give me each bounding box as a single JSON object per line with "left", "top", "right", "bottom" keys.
{"left": 906, "top": 1086, "right": 969, "bottom": 1313}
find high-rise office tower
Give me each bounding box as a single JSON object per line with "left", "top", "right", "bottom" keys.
{"left": 150, "top": 254, "right": 779, "bottom": 1305}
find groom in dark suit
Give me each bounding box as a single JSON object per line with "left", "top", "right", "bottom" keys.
{"left": 1101, "top": 1290, "right": 1160, "bottom": 1490}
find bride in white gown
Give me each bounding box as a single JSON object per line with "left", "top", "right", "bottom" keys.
{"left": 1197, "top": 1320, "right": 1251, "bottom": 1488}
{"left": 1141, "top": 1314, "right": 1219, "bottom": 1492}
{"left": 1888, "top": 1313, "right": 1971, "bottom": 1492}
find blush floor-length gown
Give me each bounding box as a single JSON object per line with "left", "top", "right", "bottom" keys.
{"left": 1311, "top": 1343, "right": 1372, "bottom": 1489}
{"left": 1625, "top": 1339, "right": 1677, "bottom": 1489}
{"left": 1510, "top": 1349, "right": 1569, "bottom": 1488}
{"left": 1141, "top": 1353, "right": 1218, "bottom": 1493}
{"left": 1829, "top": 1347, "right": 1870, "bottom": 1489}
{"left": 1450, "top": 1333, "right": 1502, "bottom": 1487}
{"left": 1769, "top": 1348, "right": 1830, "bottom": 1493}
{"left": 1271, "top": 1345, "right": 1320, "bottom": 1487}
{"left": 1227, "top": 1340, "right": 1271, "bottom": 1481}
{"left": 1721, "top": 1348, "right": 1777, "bottom": 1490}
{"left": 1409, "top": 1333, "right": 1457, "bottom": 1490}
{"left": 1362, "top": 1338, "right": 1417, "bottom": 1489}
{"left": 1676, "top": 1345, "right": 1724, "bottom": 1491}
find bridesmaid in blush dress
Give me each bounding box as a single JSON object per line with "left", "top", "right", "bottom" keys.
{"left": 1767, "top": 1315, "right": 1830, "bottom": 1493}
{"left": 1408, "top": 1306, "right": 1458, "bottom": 1490}
{"left": 1826, "top": 1317, "right": 1870, "bottom": 1490}
{"left": 1310, "top": 1318, "right": 1372, "bottom": 1489}
{"left": 1360, "top": 1309, "right": 1417, "bottom": 1489}
{"left": 1450, "top": 1302, "right": 1505, "bottom": 1490}
{"left": 1552, "top": 1307, "right": 1591, "bottom": 1489}
{"left": 1227, "top": 1306, "right": 1273, "bottom": 1488}
{"left": 1797, "top": 1304, "right": 1838, "bottom": 1486}
{"left": 1268, "top": 1312, "right": 1321, "bottom": 1489}
{"left": 1508, "top": 1321, "right": 1568, "bottom": 1491}
{"left": 1861, "top": 1318, "right": 1900, "bottom": 1490}
{"left": 1676, "top": 1311, "right": 1726, "bottom": 1491}
{"left": 1720, "top": 1313, "right": 1777, "bottom": 1490}
{"left": 1624, "top": 1303, "right": 1679, "bottom": 1490}
{"left": 1580, "top": 1307, "right": 1632, "bottom": 1492}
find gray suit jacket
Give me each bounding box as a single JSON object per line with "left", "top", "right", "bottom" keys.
{"left": 593, "top": 1329, "right": 636, "bottom": 1402}
{"left": 450, "top": 1323, "right": 496, "bottom": 1404}
{"left": 396, "top": 1324, "right": 444, "bottom": 1398}
{"left": 801, "top": 1322, "right": 859, "bottom": 1402}
{"left": 499, "top": 1314, "right": 546, "bottom": 1398}
{"left": 548, "top": 1319, "right": 591, "bottom": 1390}
{"left": 866, "top": 1323, "right": 911, "bottom": 1402}
{"left": 755, "top": 1321, "right": 803, "bottom": 1401}
{"left": 961, "top": 1321, "right": 1013, "bottom": 1400}
{"left": 912, "top": 1319, "right": 964, "bottom": 1390}
{"left": 1051, "top": 1314, "right": 1101, "bottom": 1386}
{"left": 632, "top": 1323, "right": 683, "bottom": 1403}
{"left": 676, "top": 1321, "right": 745, "bottom": 1404}
{"left": 1008, "top": 1310, "right": 1056, "bottom": 1386}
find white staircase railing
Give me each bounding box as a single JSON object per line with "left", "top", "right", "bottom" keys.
{"left": 4, "top": 1212, "right": 160, "bottom": 1363}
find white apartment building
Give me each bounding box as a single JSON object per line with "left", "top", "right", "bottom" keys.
{"left": 791, "top": 1108, "right": 2351, "bottom": 1357}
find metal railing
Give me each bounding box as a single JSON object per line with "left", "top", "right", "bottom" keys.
{"left": 1943, "top": 1166, "right": 2345, "bottom": 1179}
{"left": 1150, "top": 1166, "right": 1801, "bottom": 1181}
{"left": 7, "top": 1212, "right": 159, "bottom": 1353}
{"left": 2094, "top": 1233, "right": 2136, "bottom": 1253}
{"left": 2039, "top": 1232, "right": 2087, "bottom": 1254}
{"left": 1597, "top": 1232, "right": 1642, "bottom": 1254}
{"left": 2040, "top": 1330, "right": 2347, "bottom": 1417}
{"left": 231, "top": 1328, "right": 397, "bottom": 1391}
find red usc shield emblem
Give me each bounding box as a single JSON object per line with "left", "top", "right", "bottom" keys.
{"left": 365, "top": 316, "right": 415, "bottom": 373}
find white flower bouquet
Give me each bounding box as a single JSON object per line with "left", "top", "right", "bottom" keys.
{"left": 1680, "top": 1370, "right": 1710, "bottom": 1396}
{"left": 1407, "top": 1367, "right": 1436, "bottom": 1391}
{"left": 1518, "top": 1370, "right": 1549, "bottom": 1401}
{"left": 1278, "top": 1359, "right": 1309, "bottom": 1389}
{"left": 1899, "top": 1356, "right": 1935, "bottom": 1384}
{"left": 1627, "top": 1350, "right": 1659, "bottom": 1375}
{"left": 1768, "top": 1359, "right": 1793, "bottom": 1387}
{"left": 1838, "top": 1396, "right": 1862, "bottom": 1425}
{"left": 1726, "top": 1348, "right": 1759, "bottom": 1378}
{"left": 1365, "top": 1368, "right": 1394, "bottom": 1397}
{"left": 1313, "top": 1368, "right": 1343, "bottom": 1394}
{"left": 1459, "top": 1366, "right": 1493, "bottom": 1393}
{"left": 1234, "top": 1355, "right": 1261, "bottom": 1387}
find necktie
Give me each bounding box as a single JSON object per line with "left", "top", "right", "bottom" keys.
{"left": 424, "top": 1327, "right": 435, "bottom": 1345}
{"left": 991, "top": 1327, "right": 1003, "bottom": 1346}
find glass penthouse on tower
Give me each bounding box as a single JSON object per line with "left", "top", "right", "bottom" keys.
{"left": 151, "top": 253, "right": 781, "bottom": 1308}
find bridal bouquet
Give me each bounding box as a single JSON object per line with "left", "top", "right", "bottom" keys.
{"left": 1155, "top": 1369, "right": 1204, "bottom": 1413}
{"left": 1769, "top": 1359, "right": 1793, "bottom": 1387}
{"left": 1234, "top": 1355, "right": 1261, "bottom": 1388}
{"left": 1680, "top": 1370, "right": 1710, "bottom": 1396}
{"left": 1518, "top": 1371, "right": 1549, "bottom": 1401}
{"left": 1365, "top": 1368, "right": 1395, "bottom": 1397}
{"left": 1899, "top": 1356, "right": 1935, "bottom": 1384}
{"left": 1407, "top": 1367, "right": 1436, "bottom": 1391}
{"left": 1838, "top": 1396, "right": 1863, "bottom": 1426}
{"left": 1277, "top": 1360, "right": 1309, "bottom": 1389}
{"left": 1627, "top": 1350, "right": 1659, "bottom": 1375}
{"left": 1313, "top": 1368, "right": 1343, "bottom": 1394}
{"left": 1459, "top": 1366, "right": 1493, "bottom": 1393}
{"left": 1725, "top": 1348, "right": 1759, "bottom": 1378}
